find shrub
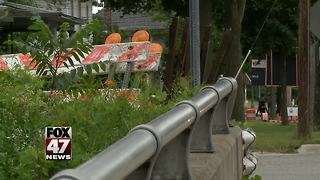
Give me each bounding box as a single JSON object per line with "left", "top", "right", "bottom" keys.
{"left": 0, "top": 70, "right": 199, "bottom": 179}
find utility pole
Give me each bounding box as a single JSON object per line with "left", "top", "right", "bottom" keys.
{"left": 189, "top": 0, "right": 201, "bottom": 86}
{"left": 298, "top": 0, "right": 312, "bottom": 139}
{"left": 310, "top": 0, "right": 320, "bottom": 131}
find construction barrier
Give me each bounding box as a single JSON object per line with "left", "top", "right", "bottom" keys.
{"left": 0, "top": 42, "right": 161, "bottom": 73}
{"left": 269, "top": 113, "right": 299, "bottom": 124}
{"left": 270, "top": 113, "right": 282, "bottom": 123}
{"left": 245, "top": 108, "right": 256, "bottom": 121}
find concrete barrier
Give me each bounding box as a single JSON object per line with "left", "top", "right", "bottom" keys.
{"left": 191, "top": 127, "right": 243, "bottom": 180}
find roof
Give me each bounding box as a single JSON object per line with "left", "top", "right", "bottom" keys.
{"left": 96, "top": 8, "right": 167, "bottom": 30}
{"left": 0, "top": 1, "right": 83, "bottom": 32}
{"left": 112, "top": 11, "right": 166, "bottom": 30}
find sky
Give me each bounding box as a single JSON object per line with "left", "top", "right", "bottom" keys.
{"left": 92, "top": 0, "right": 103, "bottom": 14}
{"left": 92, "top": 6, "right": 103, "bottom": 14}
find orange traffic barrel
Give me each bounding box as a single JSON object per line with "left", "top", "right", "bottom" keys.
{"left": 245, "top": 108, "right": 256, "bottom": 121}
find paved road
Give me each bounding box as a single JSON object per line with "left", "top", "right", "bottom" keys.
{"left": 253, "top": 145, "right": 320, "bottom": 180}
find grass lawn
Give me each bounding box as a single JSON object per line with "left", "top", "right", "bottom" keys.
{"left": 233, "top": 120, "right": 320, "bottom": 153}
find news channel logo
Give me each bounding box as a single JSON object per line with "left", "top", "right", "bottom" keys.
{"left": 45, "top": 127, "right": 72, "bottom": 160}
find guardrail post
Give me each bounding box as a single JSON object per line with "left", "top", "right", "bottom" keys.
{"left": 210, "top": 77, "right": 237, "bottom": 134}
{"left": 126, "top": 123, "right": 192, "bottom": 180}
{"left": 189, "top": 77, "right": 237, "bottom": 152}
{"left": 187, "top": 98, "right": 215, "bottom": 153}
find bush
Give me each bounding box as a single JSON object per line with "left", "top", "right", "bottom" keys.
{"left": 0, "top": 70, "right": 200, "bottom": 179}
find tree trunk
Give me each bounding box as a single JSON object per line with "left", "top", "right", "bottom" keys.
{"left": 298, "top": 0, "right": 312, "bottom": 139}
{"left": 276, "top": 87, "right": 281, "bottom": 114}
{"left": 280, "top": 50, "right": 289, "bottom": 125}
{"left": 163, "top": 17, "right": 179, "bottom": 97}
{"left": 220, "top": 0, "right": 246, "bottom": 120}
{"left": 270, "top": 87, "right": 277, "bottom": 119}
{"left": 205, "top": 30, "right": 232, "bottom": 83}
{"left": 177, "top": 18, "right": 190, "bottom": 77}
{"left": 309, "top": 47, "right": 315, "bottom": 129}
{"left": 200, "top": 0, "right": 213, "bottom": 82}
{"left": 314, "top": 64, "right": 320, "bottom": 130}
{"left": 314, "top": 42, "right": 320, "bottom": 130}
{"left": 103, "top": 2, "right": 112, "bottom": 32}
{"left": 200, "top": 27, "right": 211, "bottom": 81}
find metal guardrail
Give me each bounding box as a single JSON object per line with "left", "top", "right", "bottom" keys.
{"left": 50, "top": 77, "right": 238, "bottom": 180}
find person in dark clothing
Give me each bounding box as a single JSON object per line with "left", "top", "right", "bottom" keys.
{"left": 256, "top": 94, "right": 267, "bottom": 116}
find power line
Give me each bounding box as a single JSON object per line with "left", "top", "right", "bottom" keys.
{"left": 235, "top": 0, "right": 278, "bottom": 79}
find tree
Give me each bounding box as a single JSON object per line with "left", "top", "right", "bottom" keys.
{"left": 210, "top": 0, "right": 246, "bottom": 120}
{"left": 102, "top": 0, "right": 247, "bottom": 118}
{"left": 10, "top": 16, "right": 101, "bottom": 90}
{"left": 242, "top": 0, "right": 299, "bottom": 124}
{"left": 298, "top": 0, "right": 311, "bottom": 139}
{"left": 242, "top": 0, "right": 298, "bottom": 56}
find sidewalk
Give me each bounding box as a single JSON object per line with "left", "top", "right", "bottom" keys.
{"left": 253, "top": 144, "right": 320, "bottom": 180}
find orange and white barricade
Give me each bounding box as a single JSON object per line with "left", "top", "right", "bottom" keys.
{"left": 245, "top": 108, "right": 256, "bottom": 121}
{"left": 0, "top": 42, "right": 162, "bottom": 74}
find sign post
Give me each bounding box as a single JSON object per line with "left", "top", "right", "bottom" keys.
{"left": 189, "top": 0, "right": 201, "bottom": 86}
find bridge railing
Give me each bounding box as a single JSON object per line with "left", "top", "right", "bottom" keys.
{"left": 50, "top": 77, "right": 238, "bottom": 180}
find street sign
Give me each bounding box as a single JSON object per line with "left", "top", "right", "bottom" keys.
{"left": 251, "top": 59, "right": 266, "bottom": 85}
{"left": 287, "top": 107, "right": 298, "bottom": 116}
{"left": 311, "top": 0, "right": 320, "bottom": 39}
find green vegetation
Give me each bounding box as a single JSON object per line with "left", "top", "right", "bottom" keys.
{"left": 8, "top": 16, "right": 103, "bottom": 90}
{"left": 0, "top": 16, "right": 201, "bottom": 179}
{"left": 236, "top": 121, "right": 320, "bottom": 153}
{"left": 0, "top": 70, "right": 200, "bottom": 179}
{"left": 243, "top": 175, "right": 262, "bottom": 180}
